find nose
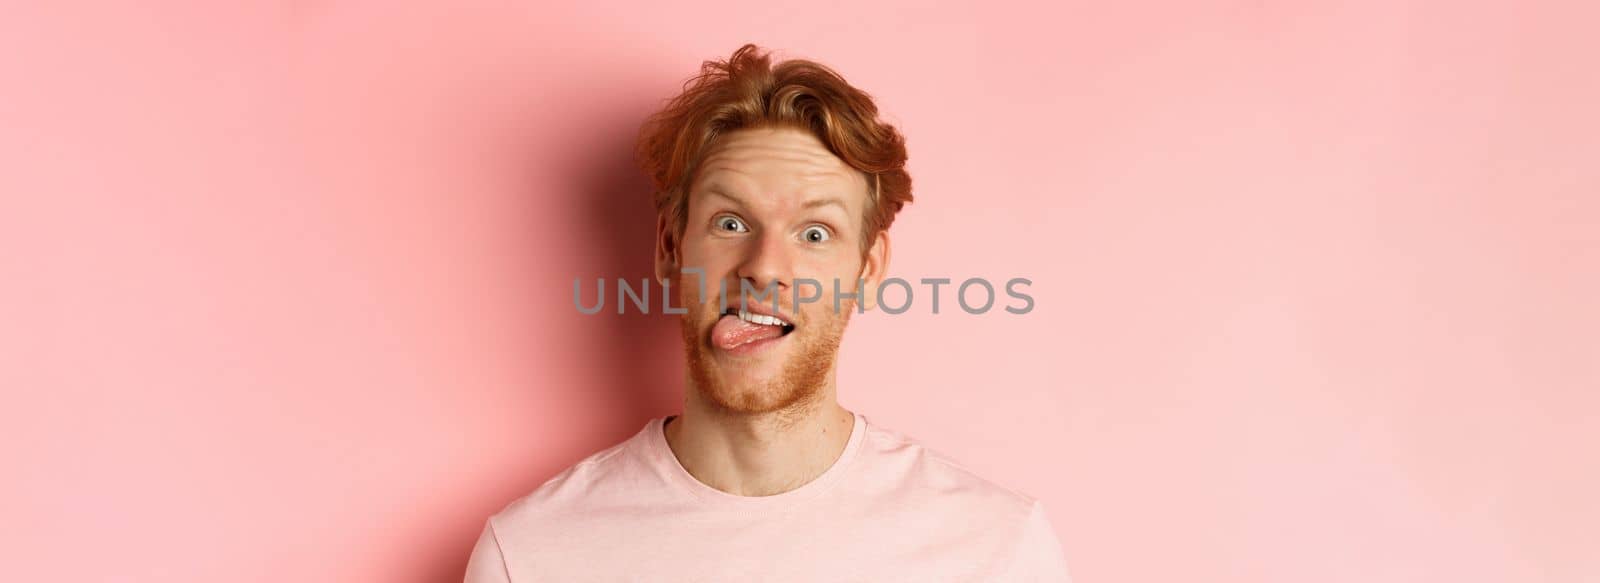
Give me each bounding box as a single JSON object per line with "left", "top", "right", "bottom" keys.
{"left": 735, "top": 228, "right": 793, "bottom": 297}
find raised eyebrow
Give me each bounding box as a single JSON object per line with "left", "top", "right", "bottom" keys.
{"left": 802, "top": 197, "right": 848, "bottom": 212}
{"left": 700, "top": 188, "right": 748, "bottom": 210}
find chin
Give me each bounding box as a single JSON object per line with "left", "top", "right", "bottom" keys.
{"left": 686, "top": 349, "right": 827, "bottom": 416}
{"left": 693, "top": 356, "right": 804, "bottom": 413}
{"left": 700, "top": 380, "right": 793, "bottom": 414}
{"left": 678, "top": 305, "right": 849, "bottom": 415}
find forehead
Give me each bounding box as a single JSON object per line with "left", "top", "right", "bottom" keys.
{"left": 690, "top": 127, "right": 867, "bottom": 203}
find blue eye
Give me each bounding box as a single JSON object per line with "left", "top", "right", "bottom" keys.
{"left": 715, "top": 216, "right": 749, "bottom": 233}
{"left": 801, "top": 225, "right": 831, "bottom": 243}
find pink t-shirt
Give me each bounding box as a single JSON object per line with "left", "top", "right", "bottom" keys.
{"left": 463, "top": 412, "right": 1072, "bottom": 582}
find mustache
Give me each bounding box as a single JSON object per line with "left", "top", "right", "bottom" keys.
{"left": 686, "top": 287, "right": 799, "bottom": 318}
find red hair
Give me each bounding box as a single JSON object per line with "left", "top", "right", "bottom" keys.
{"left": 635, "top": 44, "right": 913, "bottom": 249}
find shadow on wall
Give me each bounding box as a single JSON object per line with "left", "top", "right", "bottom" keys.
{"left": 568, "top": 112, "right": 685, "bottom": 441}
{"left": 409, "top": 87, "right": 683, "bottom": 582}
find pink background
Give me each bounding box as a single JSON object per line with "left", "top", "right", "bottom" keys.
{"left": 3, "top": 1, "right": 1596, "bottom": 581}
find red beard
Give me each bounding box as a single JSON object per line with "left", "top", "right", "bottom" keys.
{"left": 678, "top": 296, "right": 854, "bottom": 415}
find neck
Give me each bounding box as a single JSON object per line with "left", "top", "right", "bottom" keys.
{"left": 663, "top": 379, "right": 855, "bottom": 497}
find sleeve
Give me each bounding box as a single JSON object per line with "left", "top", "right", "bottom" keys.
{"left": 998, "top": 500, "right": 1074, "bottom": 582}
{"left": 463, "top": 519, "right": 513, "bottom": 583}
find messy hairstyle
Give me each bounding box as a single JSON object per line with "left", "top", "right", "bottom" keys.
{"left": 635, "top": 43, "right": 913, "bottom": 251}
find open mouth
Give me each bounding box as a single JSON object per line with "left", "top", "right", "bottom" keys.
{"left": 709, "top": 306, "right": 796, "bottom": 352}
{"left": 723, "top": 306, "right": 796, "bottom": 336}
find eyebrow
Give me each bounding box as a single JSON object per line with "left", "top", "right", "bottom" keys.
{"left": 701, "top": 187, "right": 849, "bottom": 215}
{"left": 802, "top": 198, "right": 848, "bottom": 213}
{"left": 702, "top": 189, "right": 747, "bottom": 209}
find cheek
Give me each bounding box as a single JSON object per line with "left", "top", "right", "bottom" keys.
{"left": 675, "top": 241, "right": 741, "bottom": 307}
{"left": 815, "top": 249, "right": 865, "bottom": 281}
{"left": 678, "top": 241, "right": 733, "bottom": 277}
{"left": 796, "top": 253, "right": 866, "bottom": 306}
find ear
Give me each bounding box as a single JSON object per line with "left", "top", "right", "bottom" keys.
{"left": 654, "top": 213, "right": 680, "bottom": 285}
{"left": 857, "top": 230, "right": 891, "bottom": 312}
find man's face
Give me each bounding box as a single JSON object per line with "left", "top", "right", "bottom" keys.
{"left": 656, "top": 126, "right": 888, "bottom": 415}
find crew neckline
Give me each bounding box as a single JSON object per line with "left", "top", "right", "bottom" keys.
{"left": 646, "top": 411, "right": 867, "bottom": 510}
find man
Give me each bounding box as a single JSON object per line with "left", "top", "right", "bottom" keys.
{"left": 464, "top": 44, "right": 1072, "bottom": 582}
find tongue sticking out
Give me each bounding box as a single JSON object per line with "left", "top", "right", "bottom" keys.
{"left": 711, "top": 314, "right": 786, "bottom": 351}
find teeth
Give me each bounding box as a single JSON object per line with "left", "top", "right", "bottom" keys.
{"left": 738, "top": 309, "right": 790, "bottom": 327}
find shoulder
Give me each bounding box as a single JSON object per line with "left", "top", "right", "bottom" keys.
{"left": 487, "top": 424, "right": 649, "bottom": 528}
{"left": 857, "top": 417, "right": 1041, "bottom": 522}
{"left": 854, "top": 416, "right": 1068, "bottom": 578}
